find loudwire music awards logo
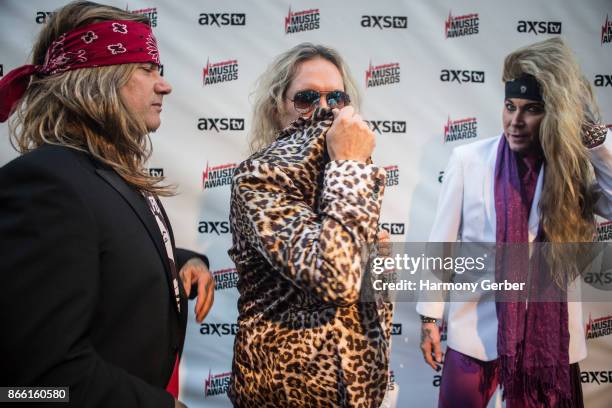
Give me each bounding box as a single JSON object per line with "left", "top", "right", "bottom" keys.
{"left": 365, "top": 61, "right": 400, "bottom": 88}
{"left": 213, "top": 268, "right": 239, "bottom": 291}
{"left": 598, "top": 221, "right": 612, "bottom": 241}
{"left": 285, "top": 7, "right": 320, "bottom": 34}
{"left": 203, "top": 58, "right": 239, "bottom": 86}
{"left": 384, "top": 165, "right": 399, "bottom": 188}
{"left": 129, "top": 6, "right": 158, "bottom": 27}
{"left": 360, "top": 15, "right": 407, "bottom": 29}
{"left": 584, "top": 223, "right": 612, "bottom": 290}
{"left": 202, "top": 162, "right": 237, "bottom": 190}
{"left": 440, "top": 69, "right": 485, "bottom": 84}
{"left": 443, "top": 116, "right": 478, "bottom": 143}
{"left": 602, "top": 15, "right": 612, "bottom": 45}
{"left": 444, "top": 11, "right": 479, "bottom": 38}
{"left": 204, "top": 369, "right": 231, "bottom": 397}
{"left": 517, "top": 20, "right": 562, "bottom": 35}
{"left": 585, "top": 313, "right": 612, "bottom": 340}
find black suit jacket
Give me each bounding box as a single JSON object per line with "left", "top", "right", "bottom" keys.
{"left": 0, "top": 145, "right": 207, "bottom": 407}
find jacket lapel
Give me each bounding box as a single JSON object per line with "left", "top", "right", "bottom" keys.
{"left": 95, "top": 168, "right": 183, "bottom": 317}
{"left": 484, "top": 136, "right": 499, "bottom": 233}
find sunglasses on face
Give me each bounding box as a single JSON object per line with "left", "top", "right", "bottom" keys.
{"left": 288, "top": 89, "right": 351, "bottom": 113}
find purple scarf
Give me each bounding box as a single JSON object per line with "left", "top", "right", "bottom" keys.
{"left": 494, "top": 136, "right": 571, "bottom": 407}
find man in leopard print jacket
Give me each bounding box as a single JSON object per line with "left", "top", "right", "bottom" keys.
{"left": 227, "top": 44, "right": 393, "bottom": 407}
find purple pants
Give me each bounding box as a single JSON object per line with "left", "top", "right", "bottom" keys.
{"left": 438, "top": 348, "right": 583, "bottom": 408}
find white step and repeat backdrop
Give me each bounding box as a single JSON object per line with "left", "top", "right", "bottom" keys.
{"left": 1, "top": 1, "right": 611, "bottom": 406}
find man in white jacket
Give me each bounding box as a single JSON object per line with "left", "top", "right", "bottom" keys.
{"left": 417, "top": 38, "right": 612, "bottom": 408}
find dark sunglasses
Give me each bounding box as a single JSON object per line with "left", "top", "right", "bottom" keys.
{"left": 289, "top": 89, "right": 351, "bottom": 113}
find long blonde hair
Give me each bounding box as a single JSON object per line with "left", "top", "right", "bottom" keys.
{"left": 503, "top": 38, "right": 599, "bottom": 280}
{"left": 9, "top": 1, "right": 173, "bottom": 196}
{"left": 249, "top": 43, "right": 361, "bottom": 152}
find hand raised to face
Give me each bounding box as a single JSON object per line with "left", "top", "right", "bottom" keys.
{"left": 326, "top": 106, "right": 376, "bottom": 163}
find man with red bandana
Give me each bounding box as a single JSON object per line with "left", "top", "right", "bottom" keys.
{"left": 0, "top": 2, "right": 213, "bottom": 407}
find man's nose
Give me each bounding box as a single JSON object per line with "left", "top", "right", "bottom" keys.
{"left": 510, "top": 110, "right": 524, "bottom": 127}
{"left": 156, "top": 75, "right": 172, "bottom": 95}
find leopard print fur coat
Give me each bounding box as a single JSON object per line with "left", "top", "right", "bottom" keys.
{"left": 228, "top": 108, "right": 393, "bottom": 407}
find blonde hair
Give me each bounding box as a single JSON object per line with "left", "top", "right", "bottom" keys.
{"left": 502, "top": 37, "right": 599, "bottom": 281}
{"left": 249, "top": 43, "right": 361, "bottom": 152}
{"left": 9, "top": 1, "right": 173, "bottom": 196}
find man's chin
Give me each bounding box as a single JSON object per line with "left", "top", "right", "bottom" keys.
{"left": 507, "top": 141, "right": 541, "bottom": 157}
{"left": 508, "top": 143, "right": 526, "bottom": 152}
{"left": 505, "top": 135, "right": 530, "bottom": 153}
{"left": 146, "top": 122, "right": 161, "bottom": 133}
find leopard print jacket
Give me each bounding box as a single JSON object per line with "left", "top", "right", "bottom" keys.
{"left": 228, "top": 108, "right": 393, "bottom": 407}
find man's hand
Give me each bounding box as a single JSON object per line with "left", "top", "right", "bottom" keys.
{"left": 420, "top": 322, "right": 443, "bottom": 371}
{"left": 178, "top": 257, "right": 214, "bottom": 322}
{"left": 327, "top": 106, "right": 375, "bottom": 163}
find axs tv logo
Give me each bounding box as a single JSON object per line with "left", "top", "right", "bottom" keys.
{"left": 440, "top": 69, "right": 484, "bottom": 84}
{"left": 198, "top": 221, "right": 231, "bottom": 235}
{"left": 517, "top": 20, "right": 562, "bottom": 35}
{"left": 360, "top": 15, "right": 407, "bottom": 29}
{"left": 198, "top": 13, "right": 246, "bottom": 26}
{"left": 379, "top": 223, "right": 405, "bottom": 235}
{"left": 35, "top": 11, "right": 55, "bottom": 24}
{"left": 198, "top": 118, "right": 245, "bottom": 132}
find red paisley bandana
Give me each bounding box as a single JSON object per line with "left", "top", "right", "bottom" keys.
{"left": 0, "top": 20, "right": 160, "bottom": 122}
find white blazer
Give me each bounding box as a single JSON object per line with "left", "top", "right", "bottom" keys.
{"left": 417, "top": 132, "right": 612, "bottom": 363}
